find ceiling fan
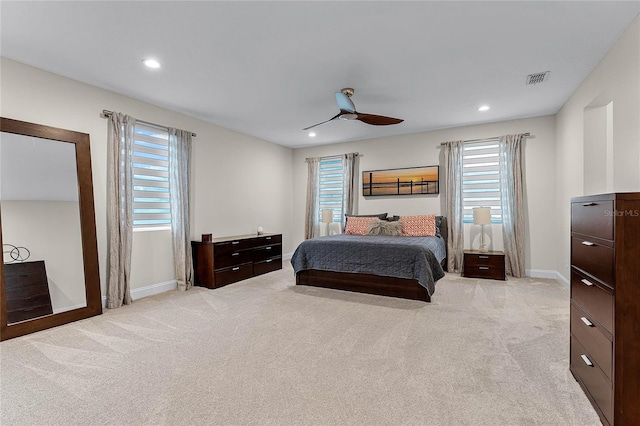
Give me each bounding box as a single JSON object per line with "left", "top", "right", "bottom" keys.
{"left": 303, "top": 88, "right": 404, "bottom": 131}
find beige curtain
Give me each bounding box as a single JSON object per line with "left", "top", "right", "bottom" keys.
{"left": 443, "top": 140, "right": 465, "bottom": 273}
{"left": 107, "top": 112, "right": 135, "bottom": 308}
{"left": 341, "top": 153, "right": 358, "bottom": 229}
{"left": 499, "top": 134, "right": 526, "bottom": 277}
{"left": 168, "top": 128, "right": 193, "bottom": 291}
{"left": 304, "top": 157, "right": 320, "bottom": 239}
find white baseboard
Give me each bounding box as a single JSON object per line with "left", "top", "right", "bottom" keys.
{"left": 555, "top": 272, "right": 570, "bottom": 289}
{"left": 283, "top": 252, "right": 293, "bottom": 261}
{"left": 102, "top": 279, "right": 178, "bottom": 307}
{"left": 525, "top": 269, "right": 570, "bottom": 290}
{"left": 525, "top": 269, "right": 558, "bottom": 279}
{"left": 132, "top": 280, "right": 177, "bottom": 300}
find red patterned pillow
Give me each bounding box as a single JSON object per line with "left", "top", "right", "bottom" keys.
{"left": 344, "top": 216, "right": 376, "bottom": 235}
{"left": 400, "top": 214, "right": 437, "bottom": 236}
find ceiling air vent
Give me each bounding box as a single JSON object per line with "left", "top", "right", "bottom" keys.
{"left": 526, "top": 71, "right": 550, "bottom": 85}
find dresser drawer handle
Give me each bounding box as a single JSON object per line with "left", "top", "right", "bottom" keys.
{"left": 581, "top": 278, "right": 594, "bottom": 287}
{"left": 478, "top": 266, "right": 489, "bottom": 270}
{"left": 478, "top": 256, "right": 489, "bottom": 259}
{"left": 232, "top": 241, "right": 240, "bottom": 245}
{"left": 266, "top": 237, "right": 272, "bottom": 240}
{"left": 232, "top": 252, "right": 240, "bottom": 257}
{"left": 266, "top": 247, "right": 272, "bottom": 250}
{"left": 582, "top": 202, "right": 597, "bottom": 207}
{"left": 581, "top": 354, "right": 594, "bottom": 367}
{"left": 266, "top": 259, "right": 273, "bottom": 263}
{"left": 232, "top": 267, "right": 240, "bottom": 271}
{"left": 581, "top": 241, "right": 595, "bottom": 246}
{"left": 580, "top": 317, "right": 594, "bottom": 327}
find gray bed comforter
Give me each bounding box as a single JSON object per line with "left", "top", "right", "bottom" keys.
{"left": 290, "top": 234, "right": 446, "bottom": 296}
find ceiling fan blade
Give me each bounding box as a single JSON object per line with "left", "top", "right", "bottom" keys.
{"left": 302, "top": 113, "right": 341, "bottom": 131}
{"left": 355, "top": 113, "right": 404, "bottom": 126}
{"left": 335, "top": 92, "right": 356, "bottom": 113}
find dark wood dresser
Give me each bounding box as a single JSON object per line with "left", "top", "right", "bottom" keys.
{"left": 570, "top": 193, "right": 640, "bottom": 425}
{"left": 4, "top": 260, "right": 53, "bottom": 323}
{"left": 462, "top": 250, "right": 506, "bottom": 280}
{"left": 192, "top": 233, "right": 282, "bottom": 289}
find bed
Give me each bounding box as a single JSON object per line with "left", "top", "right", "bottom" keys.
{"left": 291, "top": 217, "right": 448, "bottom": 302}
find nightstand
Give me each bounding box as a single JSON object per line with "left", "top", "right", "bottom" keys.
{"left": 463, "top": 250, "right": 506, "bottom": 280}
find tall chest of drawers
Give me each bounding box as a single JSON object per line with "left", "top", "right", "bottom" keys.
{"left": 192, "top": 233, "right": 282, "bottom": 289}
{"left": 570, "top": 193, "right": 640, "bottom": 425}
{"left": 4, "top": 261, "right": 53, "bottom": 323}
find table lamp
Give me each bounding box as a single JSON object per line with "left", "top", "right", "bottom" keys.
{"left": 321, "top": 209, "right": 333, "bottom": 236}
{"left": 473, "top": 207, "right": 491, "bottom": 252}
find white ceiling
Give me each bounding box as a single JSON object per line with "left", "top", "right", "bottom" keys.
{"left": 1, "top": 1, "right": 638, "bottom": 148}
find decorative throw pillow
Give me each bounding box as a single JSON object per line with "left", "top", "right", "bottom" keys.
{"left": 345, "top": 213, "right": 387, "bottom": 225}
{"left": 345, "top": 216, "right": 377, "bottom": 235}
{"left": 400, "top": 214, "right": 437, "bottom": 236}
{"left": 366, "top": 219, "right": 403, "bottom": 236}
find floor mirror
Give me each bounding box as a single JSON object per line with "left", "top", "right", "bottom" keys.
{"left": 0, "top": 117, "right": 101, "bottom": 341}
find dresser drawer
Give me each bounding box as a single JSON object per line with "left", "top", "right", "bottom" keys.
{"left": 255, "top": 234, "right": 282, "bottom": 246}
{"left": 571, "top": 303, "right": 612, "bottom": 379}
{"left": 254, "top": 257, "right": 282, "bottom": 276}
{"left": 571, "top": 237, "right": 614, "bottom": 287}
{"left": 6, "top": 293, "right": 53, "bottom": 311}
{"left": 214, "top": 250, "right": 253, "bottom": 270}
{"left": 463, "top": 264, "right": 506, "bottom": 280}
{"left": 571, "top": 335, "right": 612, "bottom": 424}
{"left": 3, "top": 265, "right": 48, "bottom": 289}
{"left": 214, "top": 262, "right": 253, "bottom": 287}
{"left": 571, "top": 269, "right": 613, "bottom": 332}
{"left": 571, "top": 200, "right": 614, "bottom": 241}
{"left": 7, "top": 304, "right": 54, "bottom": 323}
{"left": 214, "top": 239, "right": 253, "bottom": 255}
{"left": 3, "top": 261, "right": 47, "bottom": 279}
{"left": 253, "top": 244, "right": 282, "bottom": 262}
{"left": 5, "top": 281, "right": 51, "bottom": 300}
{"left": 464, "top": 253, "right": 504, "bottom": 268}
{"left": 4, "top": 273, "right": 48, "bottom": 290}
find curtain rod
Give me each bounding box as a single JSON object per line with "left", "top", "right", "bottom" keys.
{"left": 101, "top": 109, "right": 197, "bottom": 137}
{"left": 305, "top": 152, "right": 360, "bottom": 161}
{"left": 440, "top": 132, "right": 530, "bottom": 145}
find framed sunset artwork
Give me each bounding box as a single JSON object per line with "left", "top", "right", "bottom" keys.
{"left": 362, "top": 165, "right": 439, "bottom": 196}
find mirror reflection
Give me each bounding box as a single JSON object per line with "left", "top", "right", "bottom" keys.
{"left": 1, "top": 132, "right": 87, "bottom": 324}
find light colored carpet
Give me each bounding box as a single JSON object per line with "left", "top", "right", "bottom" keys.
{"left": 1, "top": 264, "right": 600, "bottom": 426}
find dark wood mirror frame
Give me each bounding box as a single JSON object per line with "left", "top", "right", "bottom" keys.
{"left": 0, "top": 117, "right": 102, "bottom": 341}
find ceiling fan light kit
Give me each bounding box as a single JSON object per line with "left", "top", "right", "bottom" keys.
{"left": 303, "top": 88, "right": 403, "bottom": 131}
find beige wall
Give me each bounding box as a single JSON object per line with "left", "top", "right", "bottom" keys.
{"left": 1, "top": 57, "right": 294, "bottom": 300}
{"left": 292, "top": 115, "right": 558, "bottom": 274}
{"left": 555, "top": 16, "right": 640, "bottom": 281}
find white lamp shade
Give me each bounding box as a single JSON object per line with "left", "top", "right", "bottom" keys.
{"left": 321, "top": 209, "right": 334, "bottom": 224}
{"left": 473, "top": 207, "right": 491, "bottom": 225}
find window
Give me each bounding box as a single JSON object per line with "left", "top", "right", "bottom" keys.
{"left": 319, "top": 156, "right": 344, "bottom": 224}
{"left": 462, "top": 140, "right": 502, "bottom": 223}
{"left": 132, "top": 123, "right": 171, "bottom": 229}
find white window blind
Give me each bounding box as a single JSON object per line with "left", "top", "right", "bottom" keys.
{"left": 132, "top": 123, "right": 171, "bottom": 229}
{"left": 319, "top": 156, "right": 344, "bottom": 224}
{"left": 462, "top": 140, "right": 502, "bottom": 223}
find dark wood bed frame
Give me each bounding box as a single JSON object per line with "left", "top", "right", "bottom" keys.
{"left": 295, "top": 217, "right": 448, "bottom": 302}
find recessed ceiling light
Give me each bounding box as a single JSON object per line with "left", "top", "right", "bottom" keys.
{"left": 143, "top": 59, "right": 161, "bottom": 69}
{"left": 308, "top": 131, "right": 316, "bottom": 137}
{"left": 478, "top": 105, "right": 490, "bottom": 111}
